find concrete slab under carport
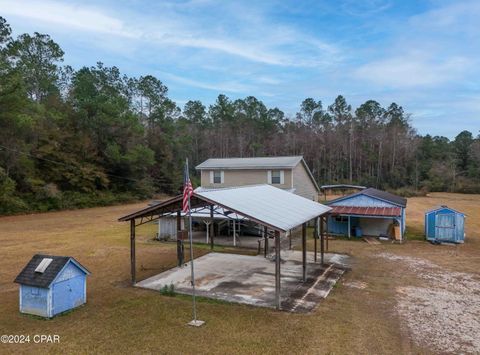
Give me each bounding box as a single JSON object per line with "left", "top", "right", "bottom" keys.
{"left": 136, "top": 251, "right": 350, "bottom": 313}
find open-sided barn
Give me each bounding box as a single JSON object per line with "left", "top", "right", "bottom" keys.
{"left": 326, "top": 188, "right": 407, "bottom": 241}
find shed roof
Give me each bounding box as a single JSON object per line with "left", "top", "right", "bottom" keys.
{"left": 14, "top": 254, "right": 90, "bottom": 288}
{"left": 119, "top": 184, "right": 331, "bottom": 232}
{"left": 196, "top": 156, "right": 303, "bottom": 170}
{"left": 426, "top": 205, "right": 465, "bottom": 215}
{"left": 327, "top": 187, "right": 407, "bottom": 207}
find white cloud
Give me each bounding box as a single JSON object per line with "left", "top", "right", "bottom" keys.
{"left": 355, "top": 55, "right": 471, "bottom": 88}
{"left": 409, "top": 0, "right": 480, "bottom": 35}
{"left": 0, "top": 0, "right": 135, "bottom": 38}
{"left": 340, "top": 0, "right": 392, "bottom": 16}
{"left": 353, "top": 0, "right": 480, "bottom": 89}
{"left": 161, "top": 72, "right": 253, "bottom": 94}
{"left": 0, "top": 0, "right": 340, "bottom": 67}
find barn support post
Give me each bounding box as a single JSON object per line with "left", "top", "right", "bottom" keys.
{"left": 264, "top": 226, "right": 268, "bottom": 257}
{"left": 314, "top": 217, "right": 318, "bottom": 263}
{"left": 130, "top": 219, "right": 136, "bottom": 285}
{"left": 320, "top": 216, "right": 325, "bottom": 265}
{"left": 275, "top": 230, "right": 281, "bottom": 310}
{"left": 348, "top": 215, "right": 351, "bottom": 239}
{"left": 210, "top": 205, "right": 215, "bottom": 250}
{"left": 325, "top": 216, "right": 329, "bottom": 252}
{"left": 302, "top": 223, "right": 307, "bottom": 282}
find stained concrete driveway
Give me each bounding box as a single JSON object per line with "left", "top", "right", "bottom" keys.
{"left": 136, "top": 251, "right": 350, "bottom": 312}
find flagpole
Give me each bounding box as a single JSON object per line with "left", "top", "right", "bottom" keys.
{"left": 186, "top": 158, "right": 202, "bottom": 326}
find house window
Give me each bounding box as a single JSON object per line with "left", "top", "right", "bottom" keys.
{"left": 213, "top": 171, "right": 222, "bottom": 184}
{"left": 271, "top": 170, "right": 281, "bottom": 184}
{"left": 31, "top": 287, "right": 39, "bottom": 295}
{"left": 335, "top": 216, "right": 348, "bottom": 223}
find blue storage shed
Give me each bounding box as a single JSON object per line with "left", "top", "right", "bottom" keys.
{"left": 14, "top": 254, "right": 90, "bottom": 318}
{"left": 425, "top": 206, "right": 465, "bottom": 243}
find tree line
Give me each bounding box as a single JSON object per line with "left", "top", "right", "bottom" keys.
{"left": 1, "top": 17, "right": 479, "bottom": 214}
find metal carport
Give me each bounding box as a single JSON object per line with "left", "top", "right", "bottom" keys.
{"left": 119, "top": 184, "right": 331, "bottom": 310}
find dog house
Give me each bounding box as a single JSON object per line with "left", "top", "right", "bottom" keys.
{"left": 14, "top": 254, "right": 90, "bottom": 318}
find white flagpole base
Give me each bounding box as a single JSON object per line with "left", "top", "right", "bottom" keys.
{"left": 188, "top": 319, "right": 205, "bottom": 327}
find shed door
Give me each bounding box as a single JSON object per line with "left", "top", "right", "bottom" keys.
{"left": 53, "top": 279, "right": 74, "bottom": 315}
{"left": 435, "top": 214, "right": 455, "bottom": 240}
{"left": 52, "top": 276, "right": 84, "bottom": 315}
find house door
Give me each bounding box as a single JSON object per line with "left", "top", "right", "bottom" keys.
{"left": 435, "top": 214, "right": 455, "bottom": 241}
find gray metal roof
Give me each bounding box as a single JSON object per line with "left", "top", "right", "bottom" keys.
{"left": 119, "top": 184, "right": 330, "bottom": 231}
{"left": 320, "top": 184, "right": 366, "bottom": 190}
{"left": 196, "top": 156, "right": 303, "bottom": 170}
{"left": 196, "top": 184, "right": 331, "bottom": 231}
{"left": 14, "top": 254, "right": 90, "bottom": 288}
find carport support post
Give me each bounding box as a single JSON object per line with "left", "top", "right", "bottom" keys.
{"left": 130, "top": 219, "right": 136, "bottom": 285}
{"left": 176, "top": 211, "right": 185, "bottom": 268}
{"left": 302, "top": 223, "right": 307, "bottom": 282}
{"left": 233, "top": 219, "right": 236, "bottom": 246}
{"left": 314, "top": 218, "right": 318, "bottom": 262}
{"left": 275, "top": 230, "right": 281, "bottom": 310}
{"left": 176, "top": 211, "right": 181, "bottom": 232}
{"left": 264, "top": 226, "right": 268, "bottom": 257}
{"left": 320, "top": 216, "right": 325, "bottom": 265}
{"left": 210, "top": 205, "right": 214, "bottom": 250}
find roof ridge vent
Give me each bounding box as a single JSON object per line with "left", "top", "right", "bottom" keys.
{"left": 34, "top": 258, "right": 53, "bottom": 273}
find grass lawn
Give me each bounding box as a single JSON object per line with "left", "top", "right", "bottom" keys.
{"left": 0, "top": 193, "right": 479, "bottom": 354}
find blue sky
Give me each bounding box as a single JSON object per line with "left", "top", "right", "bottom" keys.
{"left": 1, "top": 0, "right": 479, "bottom": 138}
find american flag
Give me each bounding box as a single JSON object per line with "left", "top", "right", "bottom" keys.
{"left": 182, "top": 163, "right": 194, "bottom": 213}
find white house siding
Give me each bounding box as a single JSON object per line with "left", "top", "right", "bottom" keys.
{"left": 292, "top": 163, "right": 318, "bottom": 201}
{"left": 200, "top": 169, "right": 293, "bottom": 189}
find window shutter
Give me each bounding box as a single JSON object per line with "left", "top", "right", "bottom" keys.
{"left": 280, "top": 170, "right": 284, "bottom": 185}
{"left": 220, "top": 171, "right": 225, "bottom": 184}
{"left": 209, "top": 171, "right": 214, "bottom": 184}
{"left": 267, "top": 170, "right": 272, "bottom": 184}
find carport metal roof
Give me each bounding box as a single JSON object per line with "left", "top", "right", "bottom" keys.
{"left": 119, "top": 184, "right": 331, "bottom": 232}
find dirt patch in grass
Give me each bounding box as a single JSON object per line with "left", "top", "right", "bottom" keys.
{"left": 379, "top": 253, "right": 480, "bottom": 354}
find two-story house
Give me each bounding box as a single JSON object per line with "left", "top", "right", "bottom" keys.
{"left": 195, "top": 156, "right": 320, "bottom": 201}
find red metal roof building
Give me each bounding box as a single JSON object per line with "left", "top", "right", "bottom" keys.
{"left": 326, "top": 188, "right": 407, "bottom": 241}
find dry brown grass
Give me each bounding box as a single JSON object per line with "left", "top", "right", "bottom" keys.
{"left": 0, "top": 193, "right": 479, "bottom": 354}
